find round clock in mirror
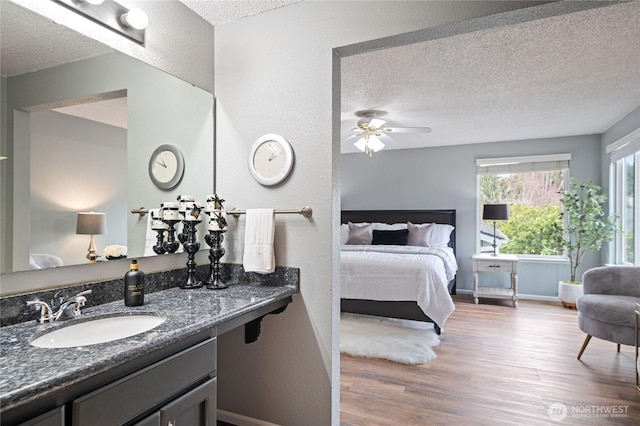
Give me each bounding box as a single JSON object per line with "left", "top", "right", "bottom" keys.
{"left": 149, "top": 144, "right": 185, "bottom": 189}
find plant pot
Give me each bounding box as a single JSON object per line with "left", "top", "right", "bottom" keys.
{"left": 558, "top": 281, "right": 583, "bottom": 309}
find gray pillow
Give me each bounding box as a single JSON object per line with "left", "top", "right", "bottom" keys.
{"left": 346, "top": 222, "right": 373, "bottom": 245}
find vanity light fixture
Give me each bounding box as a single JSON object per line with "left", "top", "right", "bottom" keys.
{"left": 120, "top": 8, "right": 149, "bottom": 30}
{"left": 76, "top": 211, "right": 107, "bottom": 263}
{"left": 53, "top": 0, "right": 147, "bottom": 44}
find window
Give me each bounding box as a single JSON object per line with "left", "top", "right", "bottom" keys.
{"left": 477, "top": 154, "right": 570, "bottom": 257}
{"left": 608, "top": 129, "right": 640, "bottom": 265}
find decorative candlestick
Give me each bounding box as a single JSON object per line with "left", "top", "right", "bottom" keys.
{"left": 180, "top": 205, "right": 203, "bottom": 289}
{"left": 205, "top": 229, "right": 227, "bottom": 289}
{"left": 204, "top": 194, "right": 228, "bottom": 290}
{"left": 160, "top": 201, "right": 180, "bottom": 254}
{"left": 151, "top": 210, "right": 168, "bottom": 255}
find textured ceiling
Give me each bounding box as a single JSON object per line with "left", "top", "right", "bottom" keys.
{"left": 4, "top": 1, "right": 638, "bottom": 150}
{"left": 0, "top": 1, "right": 111, "bottom": 77}
{"left": 178, "top": 0, "right": 303, "bottom": 25}
{"left": 341, "top": 1, "right": 640, "bottom": 153}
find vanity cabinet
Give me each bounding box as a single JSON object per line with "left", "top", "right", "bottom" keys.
{"left": 71, "top": 338, "right": 216, "bottom": 426}
{"left": 17, "top": 407, "right": 64, "bottom": 426}
{"left": 14, "top": 337, "right": 216, "bottom": 426}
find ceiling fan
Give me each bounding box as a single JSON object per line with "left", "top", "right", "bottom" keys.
{"left": 343, "top": 110, "right": 432, "bottom": 157}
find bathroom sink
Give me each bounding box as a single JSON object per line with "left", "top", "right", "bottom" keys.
{"left": 29, "top": 314, "right": 166, "bottom": 348}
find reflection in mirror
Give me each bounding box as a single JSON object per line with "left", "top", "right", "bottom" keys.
{"left": 1, "top": 1, "right": 214, "bottom": 277}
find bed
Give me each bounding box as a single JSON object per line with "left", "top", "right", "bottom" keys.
{"left": 340, "top": 210, "right": 457, "bottom": 334}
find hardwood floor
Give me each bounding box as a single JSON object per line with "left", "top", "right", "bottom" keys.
{"left": 340, "top": 294, "right": 640, "bottom": 425}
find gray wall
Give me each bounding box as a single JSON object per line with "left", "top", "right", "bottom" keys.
{"left": 342, "top": 134, "right": 602, "bottom": 298}
{"left": 30, "top": 110, "right": 127, "bottom": 268}
{"left": 214, "top": 1, "right": 553, "bottom": 424}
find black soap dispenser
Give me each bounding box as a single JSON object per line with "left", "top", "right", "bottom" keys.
{"left": 124, "top": 259, "right": 145, "bottom": 306}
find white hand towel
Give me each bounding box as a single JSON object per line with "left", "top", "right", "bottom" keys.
{"left": 143, "top": 209, "right": 160, "bottom": 256}
{"left": 243, "top": 208, "right": 275, "bottom": 274}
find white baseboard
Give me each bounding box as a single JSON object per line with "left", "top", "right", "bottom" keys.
{"left": 456, "top": 288, "right": 560, "bottom": 303}
{"left": 217, "top": 409, "right": 281, "bottom": 426}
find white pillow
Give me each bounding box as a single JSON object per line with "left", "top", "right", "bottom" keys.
{"left": 407, "top": 222, "right": 433, "bottom": 247}
{"left": 340, "top": 224, "right": 349, "bottom": 244}
{"left": 346, "top": 222, "right": 374, "bottom": 245}
{"left": 430, "top": 224, "right": 455, "bottom": 247}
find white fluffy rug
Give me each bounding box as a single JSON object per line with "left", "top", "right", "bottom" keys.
{"left": 340, "top": 313, "right": 440, "bottom": 365}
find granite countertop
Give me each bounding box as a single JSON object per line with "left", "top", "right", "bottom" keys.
{"left": 0, "top": 281, "right": 298, "bottom": 411}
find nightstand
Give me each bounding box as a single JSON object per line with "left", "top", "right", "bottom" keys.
{"left": 472, "top": 253, "right": 519, "bottom": 307}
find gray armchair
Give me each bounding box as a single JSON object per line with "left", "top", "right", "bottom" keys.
{"left": 577, "top": 266, "right": 640, "bottom": 360}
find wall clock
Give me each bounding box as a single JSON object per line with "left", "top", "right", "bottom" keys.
{"left": 248, "top": 134, "right": 294, "bottom": 186}
{"left": 148, "top": 144, "right": 185, "bottom": 190}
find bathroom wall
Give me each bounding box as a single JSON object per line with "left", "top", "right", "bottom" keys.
{"left": 214, "top": 1, "right": 552, "bottom": 424}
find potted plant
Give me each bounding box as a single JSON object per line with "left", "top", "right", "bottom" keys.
{"left": 558, "top": 179, "right": 618, "bottom": 308}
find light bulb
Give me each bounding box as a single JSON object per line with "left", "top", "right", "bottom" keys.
{"left": 354, "top": 138, "right": 367, "bottom": 152}
{"left": 367, "top": 135, "right": 385, "bottom": 152}
{"left": 121, "top": 8, "right": 148, "bottom": 30}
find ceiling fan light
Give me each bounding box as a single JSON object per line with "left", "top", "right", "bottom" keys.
{"left": 354, "top": 138, "right": 368, "bottom": 152}
{"left": 368, "top": 135, "right": 385, "bottom": 152}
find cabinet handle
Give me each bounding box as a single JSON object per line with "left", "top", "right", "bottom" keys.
{"left": 489, "top": 265, "right": 501, "bottom": 268}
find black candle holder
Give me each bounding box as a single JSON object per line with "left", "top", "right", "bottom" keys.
{"left": 204, "top": 230, "right": 228, "bottom": 289}
{"left": 161, "top": 219, "right": 181, "bottom": 254}
{"left": 180, "top": 220, "right": 202, "bottom": 289}
{"left": 152, "top": 228, "right": 167, "bottom": 255}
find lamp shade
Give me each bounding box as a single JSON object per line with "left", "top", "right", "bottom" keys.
{"left": 76, "top": 212, "right": 107, "bottom": 235}
{"left": 483, "top": 204, "right": 509, "bottom": 221}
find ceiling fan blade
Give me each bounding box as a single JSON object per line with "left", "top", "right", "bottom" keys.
{"left": 378, "top": 133, "right": 395, "bottom": 145}
{"left": 385, "top": 126, "right": 432, "bottom": 134}
{"left": 342, "top": 134, "right": 362, "bottom": 143}
{"left": 368, "top": 118, "right": 386, "bottom": 129}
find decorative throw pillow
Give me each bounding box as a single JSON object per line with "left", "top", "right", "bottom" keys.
{"left": 346, "top": 222, "right": 374, "bottom": 245}
{"left": 340, "top": 224, "right": 349, "bottom": 245}
{"left": 372, "top": 229, "right": 409, "bottom": 245}
{"left": 429, "top": 224, "right": 455, "bottom": 247}
{"left": 407, "top": 222, "right": 433, "bottom": 247}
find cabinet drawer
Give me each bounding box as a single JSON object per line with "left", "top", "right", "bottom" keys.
{"left": 72, "top": 338, "right": 216, "bottom": 426}
{"left": 475, "top": 260, "right": 515, "bottom": 272}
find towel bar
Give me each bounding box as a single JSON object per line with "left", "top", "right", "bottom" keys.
{"left": 227, "top": 207, "right": 313, "bottom": 218}
{"left": 131, "top": 207, "right": 149, "bottom": 217}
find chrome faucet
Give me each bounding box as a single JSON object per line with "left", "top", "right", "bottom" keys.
{"left": 26, "top": 290, "right": 92, "bottom": 323}
{"left": 25, "top": 300, "right": 55, "bottom": 324}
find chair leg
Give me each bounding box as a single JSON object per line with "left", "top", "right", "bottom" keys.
{"left": 617, "top": 343, "right": 621, "bottom": 353}
{"left": 578, "top": 335, "right": 592, "bottom": 360}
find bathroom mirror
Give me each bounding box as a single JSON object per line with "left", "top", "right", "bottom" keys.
{"left": 1, "top": 1, "right": 214, "bottom": 275}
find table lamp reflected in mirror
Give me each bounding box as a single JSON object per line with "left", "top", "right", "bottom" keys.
{"left": 76, "top": 212, "right": 107, "bottom": 262}
{"left": 482, "top": 204, "right": 508, "bottom": 256}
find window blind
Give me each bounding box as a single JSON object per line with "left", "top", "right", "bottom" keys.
{"left": 607, "top": 128, "right": 640, "bottom": 162}
{"left": 476, "top": 153, "right": 570, "bottom": 175}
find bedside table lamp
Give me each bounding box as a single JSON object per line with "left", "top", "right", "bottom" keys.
{"left": 483, "top": 204, "right": 508, "bottom": 256}
{"left": 76, "top": 212, "right": 107, "bottom": 262}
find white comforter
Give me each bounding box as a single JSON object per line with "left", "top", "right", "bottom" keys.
{"left": 340, "top": 245, "right": 457, "bottom": 329}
